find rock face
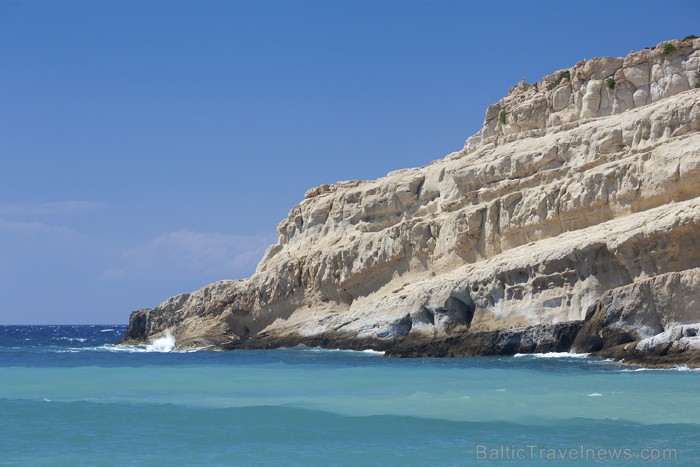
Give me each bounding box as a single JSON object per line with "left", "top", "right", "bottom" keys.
{"left": 573, "top": 267, "right": 700, "bottom": 366}
{"left": 123, "top": 39, "right": 700, "bottom": 366}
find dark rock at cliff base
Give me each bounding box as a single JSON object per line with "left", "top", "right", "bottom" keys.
{"left": 386, "top": 322, "right": 583, "bottom": 357}
{"left": 572, "top": 268, "right": 700, "bottom": 367}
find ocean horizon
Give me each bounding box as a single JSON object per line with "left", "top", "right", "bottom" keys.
{"left": 1, "top": 325, "right": 698, "bottom": 465}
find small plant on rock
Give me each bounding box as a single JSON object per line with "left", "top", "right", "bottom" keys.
{"left": 498, "top": 110, "right": 507, "bottom": 125}
{"left": 605, "top": 78, "right": 616, "bottom": 90}
{"left": 682, "top": 35, "right": 699, "bottom": 41}
{"left": 662, "top": 43, "right": 676, "bottom": 55}
{"left": 547, "top": 70, "right": 571, "bottom": 90}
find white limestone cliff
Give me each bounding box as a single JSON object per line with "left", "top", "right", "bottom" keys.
{"left": 123, "top": 38, "right": 700, "bottom": 365}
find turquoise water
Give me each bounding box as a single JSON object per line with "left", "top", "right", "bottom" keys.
{"left": 1, "top": 326, "right": 699, "bottom": 465}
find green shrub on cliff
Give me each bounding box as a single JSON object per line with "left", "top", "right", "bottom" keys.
{"left": 498, "top": 110, "right": 506, "bottom": 125}
{"left": 547, "top": 70, "right": 571, "bottom": 90}
{"left": 662, "top": 43, "right": 676, "bottom": 55}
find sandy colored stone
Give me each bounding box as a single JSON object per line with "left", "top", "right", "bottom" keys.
{"left": 123, "top": 40, "right": 700, "bottom": 365}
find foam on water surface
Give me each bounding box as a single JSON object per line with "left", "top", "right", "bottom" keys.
{"left": 514, "top": 352, "right": 591, "bottom": 359}
{"left": 147, "top": 329, "right": 175, "bottom": 352}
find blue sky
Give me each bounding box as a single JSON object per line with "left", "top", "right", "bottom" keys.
{"left": 1, "top": 0, "right": 697, "bottom": 324}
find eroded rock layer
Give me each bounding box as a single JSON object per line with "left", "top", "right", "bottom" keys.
{"left": 123, "top": 39, "right": 700, "bottom": 366}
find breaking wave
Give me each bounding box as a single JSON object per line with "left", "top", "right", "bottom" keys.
{"left": 619, "top": 365, "right": 700, "bottom": 373}
{"left": 55, "top": 330, "right": 178, "bottom": 353}
{"left": 147, "top": 330, "right": 176, "bottom": 352}
{"left": 289, "top": 345, "right": 385, "bottom": 355}
{"left": 514, "top": 352, "right": 591, "bottom": 359}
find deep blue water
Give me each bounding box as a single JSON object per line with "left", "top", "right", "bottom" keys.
{"left": 1, "top": 325, "right": 699, "bottom": 465}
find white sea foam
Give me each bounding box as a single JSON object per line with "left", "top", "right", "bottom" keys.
{"left": 587, "top": 393, "right": 603, "bottom": 397}
{"left": 673, "top": 365, "right": 700, "bottom": 372}
{"left": 55, "top": 330, "right": 178, "bottom": 354}
{"left": 58, "top": 337, "right": 87, "bottom": 342}
{"left": 66, "top": 344, "right": 165, "bottom": 353}
{"left": 147, "top": 330, "right": 176, "bottom": 352}
{"left": 78, "top": 345, "right": 149, "bottom": 353}
{"left": 619, "top": 365, "right": 700, "bottom": 373}
{"left": 360, "top": 349, "right": 385, "bottom": 355}
{"left": 100, "top": 329, "right": 115, "bottom": 332}
{"left": 513, "top": 352, "right": 591, "bottom": 359}
{"left": 289, "top": 345, "right": 385, "bottom": 355}
{"left": 318, "top": 347, "right": 385, "bottom": 355}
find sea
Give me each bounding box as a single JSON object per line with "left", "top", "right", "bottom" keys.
{"left": 1, "top": 325, "right": 699, "bottom": 466}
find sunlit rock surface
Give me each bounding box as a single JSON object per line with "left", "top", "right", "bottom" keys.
{"left": 123, "top": 39, "right": 700, "bottom": 366}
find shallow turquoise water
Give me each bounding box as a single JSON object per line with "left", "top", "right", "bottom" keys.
{"left": 1, "top": 326, "right": 699, "bottom": 465}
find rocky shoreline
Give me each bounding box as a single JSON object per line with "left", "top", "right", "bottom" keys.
{"left": 125, "top": 267, "right": 700, "bottom": 368}
{"left": 123, "top": 39, "right": 700, "bottom": 369}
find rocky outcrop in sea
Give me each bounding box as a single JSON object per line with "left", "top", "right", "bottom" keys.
{"left": 123, "top": 38, "right": 700, "bottom": 366}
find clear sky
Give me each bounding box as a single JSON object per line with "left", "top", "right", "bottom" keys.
{"left": 1, "top": 0, "right": 697, "bottom": 324}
